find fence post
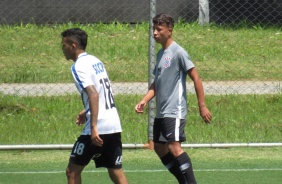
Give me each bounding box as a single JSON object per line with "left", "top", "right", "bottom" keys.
{"left": 147, "top": 0, "right": 156, "bottom": 149}
{"left": 199, "top": 0, "right": 210, "bottom": 25}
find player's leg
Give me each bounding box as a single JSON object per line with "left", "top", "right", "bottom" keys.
{"left": 153, "top": 118, "right": 169, "bottom": 157}
{"left": 166, "top": 118, "right": 197, "bottom": 184}
{"left": 153, "top": 118, "right": 186, "bottom": 183}
{"left": 66, "top": 162, "right": 85, "bottom": 184}
{"left": 175, "top": 151, "right": 196, "bottom": 184}
{"left": 107, "top": 168, "right": 128, "bottom": 184}
{"left": 154, "top": 142, "right": 187, "bottom": 184}
{"left": 94, "top": 133, "right": 128, "bottom": 183}
{"left": 66, "top": 135, "right": 95, "bottom": 184}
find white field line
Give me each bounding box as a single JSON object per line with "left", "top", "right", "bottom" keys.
{"left": 1, "top": 168, "right": 282, "bottom": 174}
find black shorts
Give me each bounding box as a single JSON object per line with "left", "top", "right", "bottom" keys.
{"left": 153, "top": 117, "right": 186, "bottom": 143}
{"left": 69, "top": 133, "right": 123, "bottom": 169}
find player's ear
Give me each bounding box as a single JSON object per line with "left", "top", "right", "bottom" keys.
{"left": 168, "top": 27, "right": 173, "bottom": 35}
{"left": 71, "top": 43, "right": 77, "bottom": 50}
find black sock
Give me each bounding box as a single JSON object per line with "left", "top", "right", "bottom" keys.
{"left": 160, "top": 152, "right": 186, "bottom": 183}
{"left": 176, "top": 152, "right": 197, "bottom": 184}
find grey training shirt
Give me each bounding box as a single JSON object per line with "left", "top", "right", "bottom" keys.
{"left": 153, "top": 41, "right": 194, "bottom": 119}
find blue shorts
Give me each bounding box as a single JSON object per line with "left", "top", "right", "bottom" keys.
{"left": 153, "top": 117, "right": 186, "bottom": 143}
{"left": 69, "top": 133, "right": 123, "bottom": 168}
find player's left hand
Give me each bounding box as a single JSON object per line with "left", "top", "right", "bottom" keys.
{"left": 91, "top": 127, "right": 103, "bottom": 147}
{"left": 200, "top": 106, "right": 212, "bottom": 123}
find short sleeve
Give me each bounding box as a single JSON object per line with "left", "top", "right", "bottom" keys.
{"left": 177, "top": 49, "right": 194, "bottom": 72}
{"left": 72, "top": 62, "right": 93, "bottom": 89}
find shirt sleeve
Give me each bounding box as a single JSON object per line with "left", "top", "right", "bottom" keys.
{"left": 153, "top": 50, "right": 162, "bottom": 76}
{"left": 72, "top": 61, "right": 94, "bottom": 89}
{"left": 177, "top": 49, "right": 194, "bottom": 72}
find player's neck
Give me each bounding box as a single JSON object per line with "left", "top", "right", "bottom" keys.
{"left": 74, "top": 50, "right": 86, "bottom": 61}
{"left": 162, "top": 38, "right": 174, "bottom": 50}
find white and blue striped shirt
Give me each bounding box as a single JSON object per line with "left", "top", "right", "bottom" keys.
{"left": 71, "top": 52, "right": 122, "bottom": 135}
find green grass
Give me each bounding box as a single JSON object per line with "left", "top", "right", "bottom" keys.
{"left": 1, "top": 22, "right": 281, "bottom": 184}
{"left": 0, "top": 23, "right": 281, "bottom": 83}
{"left": 0, "top": 93, "right": 281, "bottom": 144}
{"left": 0, "top": 148, "right": 281, "bottom": 184}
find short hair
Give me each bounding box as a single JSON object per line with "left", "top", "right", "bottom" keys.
{"left": 153, "top": 13, "right": 174, "bottom": 28}
{"left": 61, "top": 28, "right": 88, "bottom": 50}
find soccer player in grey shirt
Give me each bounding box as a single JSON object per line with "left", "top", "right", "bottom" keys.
{"left": 135, "top": 13, "right": 212, "bottom": 184}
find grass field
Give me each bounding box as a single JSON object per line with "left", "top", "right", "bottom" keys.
{"left": 0, "top": 23, "right": 281, "bottom": 83}
{"left": 0, "top": 23, "right": 281, "bottom": 184}
{"left": 0, "top": 148, "right": 282, "bottom": 184}
{"left": 0, "top": 22, "right": 281, "bottom": 144}
{"left": 1, "top": 94, "right": 281, "bottom": 144}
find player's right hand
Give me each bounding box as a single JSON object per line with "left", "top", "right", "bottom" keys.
{"left": 135, "top": 102, "right": 146, "bottom": 113}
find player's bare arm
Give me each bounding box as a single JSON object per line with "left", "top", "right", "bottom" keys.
{"left": 85, "top": 85, "right": 103, "bottom": 146}
{"left": 135, "top": 82, "right": 156, "bottom": 113}
{"left": 187, "top": 68, "right": 212, "bottom": 123}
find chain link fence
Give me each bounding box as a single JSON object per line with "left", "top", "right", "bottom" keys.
{"left": 0, "top": 0, "right": 281, "bottom": 143}
{"left": 0, "top": 0, "right": 281, "bottom": 92}
{"left": 209, "top": 0, "right": 282, "bottom": 26}
{"left": 1, "top": 0, "right": 282, "bottom": 25}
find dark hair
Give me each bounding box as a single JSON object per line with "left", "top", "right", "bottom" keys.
{"left": 61, "top": 28, "right": 88, "bottom": 50}
{"left": 153, "top": 13, "right": 174, "bottom": 28}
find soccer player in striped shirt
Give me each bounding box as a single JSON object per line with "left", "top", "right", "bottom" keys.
{"left": 61, "top": 28, "right": 128, "bottom": 184}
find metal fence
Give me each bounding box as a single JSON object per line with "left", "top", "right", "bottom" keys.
{"left": 0, "top": 0, "right": 281, "bottom": 142}
{"left": 209, "top": 0, "right": 282, "bottom": 26}
{"left": 1, "top": 0, "right": 282, "bottom": 25}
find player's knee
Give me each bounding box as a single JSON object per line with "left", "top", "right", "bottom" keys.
{"left": 65, "top": 167, "right": 73, "bottom": 179}
{"left": 107, "top": 168, "right": 128, "bottom": 184}
{"left": 154, "top": 143, "right": 168, "bottom": 158}
{"left": 167, "top": 142, "right": 184, "bottom": 157}
{"left": 66, "top": 166, "right": 81, "bottom": 179}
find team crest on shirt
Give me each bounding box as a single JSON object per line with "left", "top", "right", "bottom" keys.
{"left": 163, "top": 57, "right": 171, "bottom": 68}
